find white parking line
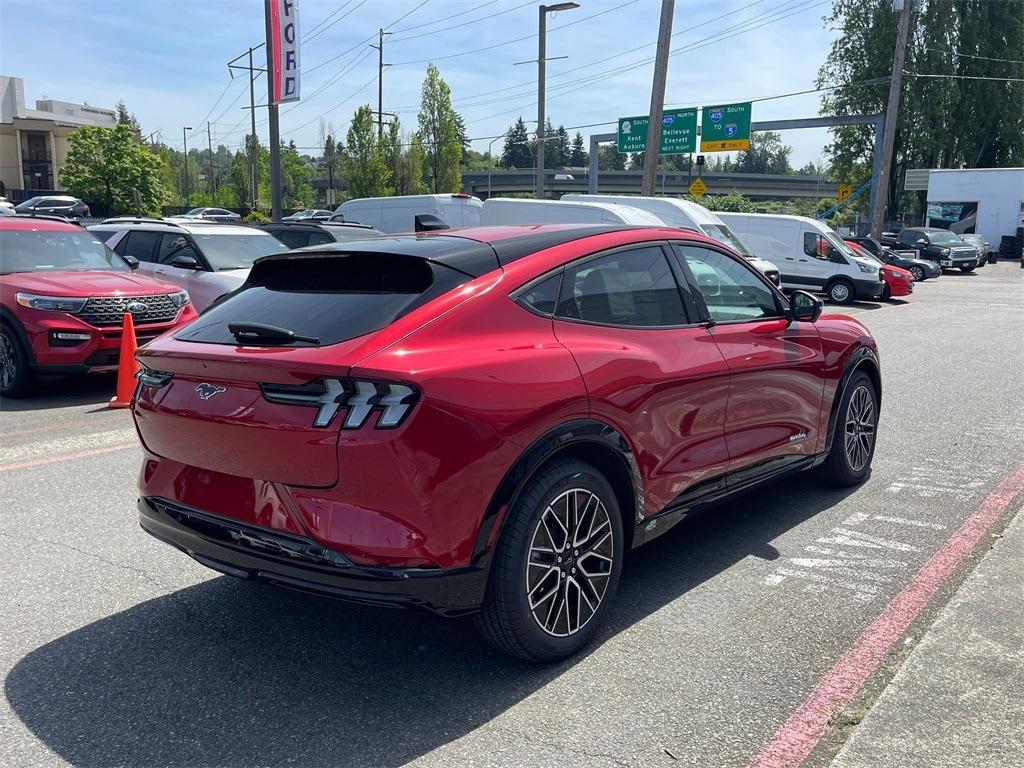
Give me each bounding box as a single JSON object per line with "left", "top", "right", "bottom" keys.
{"left": 0, "top": 428, "right": 138, "bottom": 466}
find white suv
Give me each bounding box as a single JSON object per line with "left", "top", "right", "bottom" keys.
{"left": 89, "top": 219, "right": 288, "bottom": 312}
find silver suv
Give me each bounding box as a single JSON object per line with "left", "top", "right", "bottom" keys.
{"left": 89, "top": 219, "right": 288, "bottom": 311}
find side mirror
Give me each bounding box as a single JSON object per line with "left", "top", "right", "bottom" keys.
{"left": 916, "top": 238, "right": 928, "bottom": 246}
{"left": 828, "top": 249, "right": 848, "bottom": 264}
{"left": 170, "top": 255, "right": 200, "bottom": 269}
{"left": 121, "top": 254, "right": 140, "bottom": 270}
{"left": 789, "top": 290, "right": 822, "bottom": 323}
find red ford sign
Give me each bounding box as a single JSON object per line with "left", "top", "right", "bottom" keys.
{"left": 265, "top": 0, "right": 300, "bottom": 104}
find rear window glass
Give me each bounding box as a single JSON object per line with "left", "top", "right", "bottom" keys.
{"left": 191, "top": 232, "right": 289, "bottom": 270}
{"left": 175, "top": 253, "right": 469, "bottom": 346}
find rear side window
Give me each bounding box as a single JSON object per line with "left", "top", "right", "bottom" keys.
{"left": 122, "top": 230, "right": 162, "bottom": 262}
{"left": 306, "top": 231, "right": 335, "bottom": 246}
{"left": 515, "top": 273, "right": 562, "bottom": 316}
{"left": 271, "top": 229, "right": 309, "bottom": 249}
{"left": 175, "top": 253, "right": 470, "bottom": 346}
{"left": 555, "top": 246, "right": 688, "bottom": 327}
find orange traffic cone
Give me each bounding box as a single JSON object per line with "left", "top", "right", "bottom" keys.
{"left": 109, "top": 312, "right": 139, "bottom": 408}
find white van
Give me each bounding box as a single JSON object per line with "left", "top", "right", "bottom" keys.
{"left": 562, "top": 194, "right": 781, "bottom": 285}
{"left": 334, "top": 193, "right": 483, "bottom": 233}
{"left": 718, "top": 213, "right": 884, "bottom": 304}
{"left": 481, "top": 197, "right": 664, "bottom": 226}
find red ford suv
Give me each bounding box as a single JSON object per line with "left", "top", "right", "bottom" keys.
{"left": 133, "top": 224, "right": 880, "bottom": 662}
{"left": 0, "top": 216, "right": 197, "bottom": 396}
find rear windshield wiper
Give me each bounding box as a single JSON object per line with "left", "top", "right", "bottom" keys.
{"left": 227, "top": 322, "right": 320, "bottom": 345}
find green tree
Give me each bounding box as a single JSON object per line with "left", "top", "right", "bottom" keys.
{"left": 569, "top": 131, "right": 587, "bottom": 167}
{"left": 345, "top": 105, "right": 390, "bottom": 198}
{"left": 819, "top": 0, "right": 1024, "bottom": 219}
{"left": 454, "top": 112, "right": 470, "bottom": 167}
{"left": 735, "top": 131, "right": 793, "bottom": 174}
{"left": 699, "top": 191, "right": 756, "bottom": 212}
{"left": 555, "top": 126, "right": 571, "bottom": 169}
{"left": 502, "top": 117, "right": 533, "bottom": 169}
{"left": 319, "top": 119, "right": 341, "bottom": 205}
{"left": 597, "top": 144, "right": 625, "bottom": 171}
{"left": 59, "top": 124, "right": 168, "bottom": 215}
{"left": 115, "top": 100, "right": 142, "bottom": 141}
{"left": 418, "top": 63, "right": 462, "bottom": 192}
{"left": 281, "top": 139, "right": 314, "bottom": 207}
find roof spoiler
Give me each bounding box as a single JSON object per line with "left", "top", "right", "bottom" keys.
{"left": 415, "top": 214, "right": 449, "bottom": 232}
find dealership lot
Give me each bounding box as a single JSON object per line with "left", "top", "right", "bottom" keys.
{"left": 1, "top": 264, "right": 1022, "bottom": 767}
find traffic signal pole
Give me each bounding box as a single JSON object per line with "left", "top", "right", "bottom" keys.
{"left": 641, "top": 0, "right": 674, "bottom": 196}
{"left": 871, "top": 0, "right": 914, "bottom": 238}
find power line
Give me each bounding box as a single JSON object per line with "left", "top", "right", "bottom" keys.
{"left": 393, "top": 0, "right": 804, "bottom": 112}
{"left": 453, "top": 0, "right": 827, "bottom": 122}
{"left": 388, "top": 0, "right": 640, "bottom": 66}
{"left": 908, "top": 72, "right": 1024, "bottom": 82}
{"left": 303, "top": 0, "right": 360, "bottom": 43}
{"left": 389, "top": 0, "right": 534, "bottom": 43}
{"left": 923, "top": 47, "right": 1024, "bottom": 65}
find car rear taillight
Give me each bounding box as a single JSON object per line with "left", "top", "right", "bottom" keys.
{"left": 260, "top": 378, "right": 418, "bottom": 430}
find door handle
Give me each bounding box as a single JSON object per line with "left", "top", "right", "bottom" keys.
{"left": 784, "top": 257, "right": 795, "bottom": 260}
{"left": 798, "top": 259, "right": 808, "bottom": 262}
{"left": 154, "top": 268, "right": 167, "bottom": 275}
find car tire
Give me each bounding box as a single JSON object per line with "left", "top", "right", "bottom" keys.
{"left": 819, "top": 370, "right": 878, "bottom": 486}
{"left": 474, "top": 458, "right": 624, "bottom": 663}
{"left": 880, "top": 284, "right": 891, "bottom": 300}
{"left": 909, "top": 265, "right": 925, "bottom": 282}
{"left": 826, "top": 278, "right": 856, "bottom": 304}
{"left": 0, "top": 323, "right": 33, "bottom": 398}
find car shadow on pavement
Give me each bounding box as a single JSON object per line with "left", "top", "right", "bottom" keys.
{"left": 0, "top": 375, "right": 115, "bottom": 411}
{"left": 5, "top": 474, "right": 856, "bottom": 768}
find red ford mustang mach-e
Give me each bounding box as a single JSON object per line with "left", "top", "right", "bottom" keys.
{"left": 132, "top": 224, "right": 880, "bottom": 662}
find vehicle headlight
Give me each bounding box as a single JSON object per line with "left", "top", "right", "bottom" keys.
{"left": 857, "top": 263, "right": 876, "bottom": 274}
{"left": 939, "top": 247, "right": 951, "bottom": 256}
{"left": 168, "top": 289, "right": 190, "bottom": 308}
{"left": 15, "top": 292, "right": 88, "bottom": 313}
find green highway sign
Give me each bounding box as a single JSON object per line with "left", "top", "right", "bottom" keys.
{"left": 617, "top": 108, "right": 697, "bottom": 155}
{"left": 700, "top": 102, "right": 752, "bottom": 152}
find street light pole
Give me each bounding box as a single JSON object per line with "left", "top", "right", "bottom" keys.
{"left": 536, "top": 3, "right": 579, "bottom": 200}
{"left": 182, "top": 126, "right": 192, "bottom": 207}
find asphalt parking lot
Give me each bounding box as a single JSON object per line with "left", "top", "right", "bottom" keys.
{"left": 2, "top": 263, "right": 1022, "bottom": 768}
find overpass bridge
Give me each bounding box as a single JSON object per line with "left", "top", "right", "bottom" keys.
{"left": 462, "top": 169, "right": 839, "bottom": 201}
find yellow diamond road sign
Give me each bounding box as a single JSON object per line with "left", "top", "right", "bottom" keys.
{"left": 689, "top": 177, "right": 707, "bottom": 198}
{"left": 837, "top": 183, "right": 853, "bottom": 203}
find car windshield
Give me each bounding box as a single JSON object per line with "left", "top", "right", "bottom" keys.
{"left": 191, "top": 231, "right": 289, "bottom": 270}
{"left": 184, "top": 208, "right": 206, "bottom": 216}
{"left": 0, "top": 229, "right": 129, "bottom": 273}
{"left": 848, "top": 243, "right": 882, "bottom": 265}
{"left": 822, "top": 230, "right": 858, "bottom": 259}
{"left": 928, "top": 230, "right": 962, "bottom": 244}
{"left": 701, "top": 224, "right": 753, "bottom": 256}
{"left": 15, "top": 197, "right": 44, "bottom": 209}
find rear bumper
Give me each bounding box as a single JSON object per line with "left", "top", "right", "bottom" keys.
{"left": 138, "top": 496, "right": 488, "bottom": 616}
{"left": 854, "top": 277, "right": 885, "bottom": 300}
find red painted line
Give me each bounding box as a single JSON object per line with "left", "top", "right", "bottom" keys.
{"left": 3, "top": 416, "right": 122, "bottom": 438}
{"left": 0, "top": 443, "right": 137, "bottom": 473}
{"left": 750, "top": 461, "right": 1024, "bottom": 768}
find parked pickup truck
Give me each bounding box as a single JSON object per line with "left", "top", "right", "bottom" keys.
{"left": 883, "top": 227, "right": 978, "bottom": 272}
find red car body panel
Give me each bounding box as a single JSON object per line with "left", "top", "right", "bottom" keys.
{"left": 1, "top": 217, "right": 197, "bottom": 372}
{"left": 846, "top": 240, "right": 913, "bottom": 297}
{"left": 133, "top": 225, "right": 880, "bottom": 607}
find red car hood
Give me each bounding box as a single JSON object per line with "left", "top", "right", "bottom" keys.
{"left": 882, "top": 264, "right": 913, "bottom": 280}
{"left": 3, "top": 270, "right": 178, "bottom": 297}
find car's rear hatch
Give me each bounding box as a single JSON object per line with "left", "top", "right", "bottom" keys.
{"left": 133, "top": 243, "right": 495, "bottom": 488}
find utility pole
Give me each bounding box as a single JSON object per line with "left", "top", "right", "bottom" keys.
{"left": 206, "top": 122, "right": 215, "bottom": 198}
{"left": 248, "top": 47, "right": 259, "bottom": 209}
{"left": 227, "top": 44, "right": 266, "bottom": 211}
{"left": 264, "top": 9, "right": 282, "bottom": 221}
{"left": 372, "top": 28, "right": 392, "bottom": 142}
{"left": 641, "top": 0, "right": 674, "bottom": 196}
{"left": 535, "top": 3, "right": 580, "bottom": 200}
{"left": 182, "top": 126, "right": 192, "bottom": 207}
{"left": 871, "top": 0, "right": 914, "bottom": 238}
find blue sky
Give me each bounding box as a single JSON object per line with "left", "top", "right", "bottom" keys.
{"left": 0, "top": 0, "right": 843, "bottom": 166}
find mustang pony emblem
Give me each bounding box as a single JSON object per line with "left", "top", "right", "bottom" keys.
{"left": 195, "top": 383, "right": 227, "bottom": 400}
